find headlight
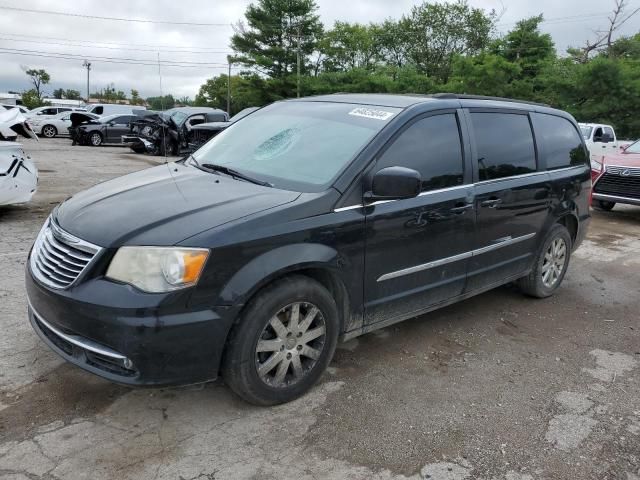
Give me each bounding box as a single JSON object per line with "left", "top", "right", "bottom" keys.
{"left": 590, "top": 158, "right": 603, "bottom": 172}
{"left": 106, "top": 247, "right": 209, "bottom": 293}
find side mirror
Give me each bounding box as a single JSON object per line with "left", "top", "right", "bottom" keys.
{"left": 365, "top": 166, "right": 421, "bottom": 203}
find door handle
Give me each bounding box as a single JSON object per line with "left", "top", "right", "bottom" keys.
{"left": 480, "top": 198, "right": 503, "bottom": 208}
{"left": 450, "top": 203, "right": 473, "bottom": 214}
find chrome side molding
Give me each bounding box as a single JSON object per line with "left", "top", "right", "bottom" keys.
{"left": 377, "top": 232, "right": 536, "bottom": 282}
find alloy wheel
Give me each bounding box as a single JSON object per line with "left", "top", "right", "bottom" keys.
{"left": 541, "top": 237, "right": 567, "bottom": 288}
{"left": 90, "top": 133, "right": 102, "bottom": 146}
{"left": 42, "top": 126, "right": 56, "bottom": 138}
{"left": 255, "top": 302, "right": 326, "bottom": 388}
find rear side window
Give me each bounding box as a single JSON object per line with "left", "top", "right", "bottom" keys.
{"left": 604, "top": 126, "right": 614, "bottom": 141}
{"left": 93, "top": 106, "right": 104, "bottom": 115}
{"left": 207, "top": 112, "right": 227, "bottom": 122}
{"left": 534, "top": 114, "right": 588, "bottom": 170}
{"left": 470, "top": 112, "right": 536, "bottom": 181}
{"left": 376, "top": 113, "right": 464, "bottom": 192}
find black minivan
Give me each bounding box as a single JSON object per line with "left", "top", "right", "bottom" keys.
{"left": 26, "top": 94, "right": 591, "bottom": 405}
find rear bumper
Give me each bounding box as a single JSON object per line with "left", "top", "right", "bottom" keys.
{"left": 592, "top": 192, "right": 640, "bottom": 206}
{"left": 26, "top": 264, "right": 239, "bottom": 386}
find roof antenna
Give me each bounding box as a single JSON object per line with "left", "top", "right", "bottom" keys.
{"left": 157, "top": 52, "right": 168, "bottom": 163}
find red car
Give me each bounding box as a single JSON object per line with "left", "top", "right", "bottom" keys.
{"left": 591, "top": 139, "right": 640, "bottom": 210}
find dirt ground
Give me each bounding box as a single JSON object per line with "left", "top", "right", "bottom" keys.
{"left": 1, "top": 138, "right": 639, "bottom": 480}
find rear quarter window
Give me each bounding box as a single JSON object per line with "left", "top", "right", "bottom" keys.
{"left": 533, "top": 114, "right": 588, "bottom": 170}
{"left": 470, "top": 112, "right": 536, "bottom": 181}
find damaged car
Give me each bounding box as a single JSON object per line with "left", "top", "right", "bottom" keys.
{"left": 123, "top": 107, "right": 228, "bottom": 155}
{"left": 187, "top": 107, "right": 259, "bottom": 152}
{"left": 0, "top": 109, "right": 38, "bottom": 205}
{"left": 70, "top": 113, "right": 137, "bottom": 146}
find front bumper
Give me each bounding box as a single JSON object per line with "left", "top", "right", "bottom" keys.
{"left": 121, "top": 135, "right": 153, "bottom": 152}
{"left": 592, "top": 192, "right": 640, "bottom": 206}
{"left": 26, "top": 264, "right": 239, "bottom": 386}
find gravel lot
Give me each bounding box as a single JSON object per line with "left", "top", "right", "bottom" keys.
{"left": 1, "top": 138, "right": 639, "bottom": 480}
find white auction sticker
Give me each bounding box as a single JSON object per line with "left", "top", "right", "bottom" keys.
{"left": 348, "top": 107, "right": 395, "bottom": 121}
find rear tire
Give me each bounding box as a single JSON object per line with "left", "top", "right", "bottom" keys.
{"left": 518, "top": 224, "right": 572, "bottom": 298}
{"left": 222, "top": 275, "right": 339, "bottom": 406}
{"left": 42, "top": 125, "right": 57, "bottom": 138}
{"left": 595, "top": 200, "right": 615, "bottom": 211}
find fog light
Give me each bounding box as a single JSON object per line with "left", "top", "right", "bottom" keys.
{"left": 123, "top": 358, "right": 133, "bottom": 370}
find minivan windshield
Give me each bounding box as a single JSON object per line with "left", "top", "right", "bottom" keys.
{"left": 191, "top": 101, "right": 400, "bottom": 191}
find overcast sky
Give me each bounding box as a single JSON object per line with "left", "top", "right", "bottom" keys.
{"left": 0, "top": 0, "right": 637, "bottom": 99}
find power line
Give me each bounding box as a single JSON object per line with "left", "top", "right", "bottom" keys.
{"left": 0, "top": 48, "right": 244, "bottom": 68}
{"left": 0, "top": 5, "right": 233, "bottom": 27}
{"left": 0, "top": 32, "right": 233, "bottom": 52}
{"left": 495, "top": 12, "right": 612, "bottom": 27}
{"left": 0, "top": 36, "right": 234, "bottom": 55}
{"left": 0, "top": 47, "right": 230, "bottom": 65}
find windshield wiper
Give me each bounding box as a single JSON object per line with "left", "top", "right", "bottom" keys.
{"left": 200, "top": 163, "right": 273, "bottom": 187}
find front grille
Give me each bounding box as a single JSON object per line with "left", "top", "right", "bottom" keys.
{"left": 606, "top": 165, "right": 640, "bottom": 177}
{"left": 189, "top": 129, "right": 217, "bottom": 150}
{"left": 594, "top": 172, "right": 640, "bottom": 199}
{"left": 30, "top": 219, "right": 101, "bottom": 289}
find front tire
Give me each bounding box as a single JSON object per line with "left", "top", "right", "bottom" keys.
{"left": 595, "top": 200, "right": 615, "bottom": 211}
{"left": 89, "top": 132, "right": 103, "bottom": 146}
{"left": 518, "top": 224, "right": 572, "bottom": 298}
{"left": 42, "top": 125, "right": 57, "bottom": 138}
{"left": 222, "top": 275, "right": 339, "bottom": 406}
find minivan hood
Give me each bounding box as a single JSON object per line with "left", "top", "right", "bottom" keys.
{"left": 55, "top": 162, "right": 300, "bottom": 247}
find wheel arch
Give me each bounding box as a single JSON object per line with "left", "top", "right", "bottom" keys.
{"left": 218, "top": 243, "right": 352, "bottom": 334}
{"left": 556, "top": 213, "right": 578, "bottom": 245}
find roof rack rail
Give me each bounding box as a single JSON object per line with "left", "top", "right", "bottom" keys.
{"left": 429, "top": 93, "right": 550, "bottom": 108}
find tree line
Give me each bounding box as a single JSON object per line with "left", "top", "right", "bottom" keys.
{"left": 194, "top": 0, "right": 640, "bottom": 138}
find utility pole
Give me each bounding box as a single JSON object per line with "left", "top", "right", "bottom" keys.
{"left": 227, "top": 56, "right": 231, "bottom": 116}
{"left": 296, "top": 23, "right": 301, "bottom": 98}
{"left": 82, "top": 60, "right": 91, "bottom": 102}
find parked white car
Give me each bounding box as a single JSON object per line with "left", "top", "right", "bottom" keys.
{"left": 1, "top": 104, "right": 30, "bottom": 115}
{"left": 26, "top": 106, "right": 86, "bottom": 118}
{"left": 0, "top": 109, "right": 38, "bottom": 205}
{"left": 30, "top": 111, "right": 99, "bottom": 138}
{"left": 579, "top": 123, "right": 619, "bottom": 158}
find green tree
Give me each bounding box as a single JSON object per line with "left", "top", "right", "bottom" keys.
{"left": 493, "top": 15, "right": 555, "bottom": 78}
{"left": 52, "top": 88, "right": 65, "bottom": 99}
{"left": 402, "top": 0, "right": 495, "bottom": 82}
{"left": 21, "top": 89, "right": 45, "bottom": 109}
{"left": 130, "top": 89, "right": 146, "bottom": 105}
{"left": 231, "top": 0, "right": 323, "bottom": 79}
{"left": 319, "top": 22, "right": 381, "bottom": 72}
{"left": 25, "top": 68, "right": 50, "bottom": 102}
{"left": 146, "top": 95, "right": 176, "bottom": 111}
{"left": 177, "top": 96, "right": 194, "bottom": 106}
{"left": 64, "top": 89, "right": 81, "bottom": 100}
{"left": 195, "top": 73, "right": 271, "bottom": 114}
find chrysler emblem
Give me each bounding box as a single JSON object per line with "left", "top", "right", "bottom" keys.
{"left": 621, "top": 169, "right": 631, "bottom": 176}
{"left": 50, "top": 221, "right": 80, "bottom": 245}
